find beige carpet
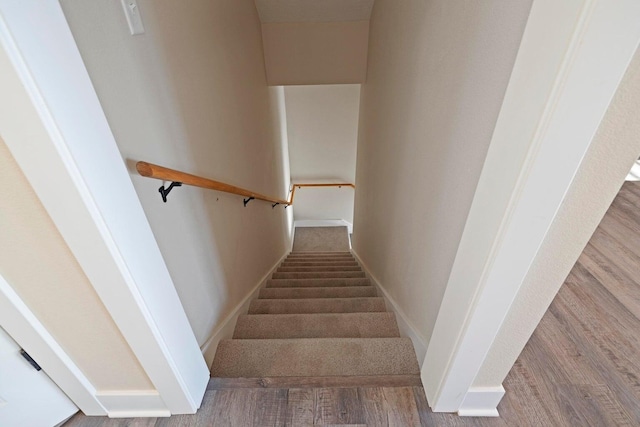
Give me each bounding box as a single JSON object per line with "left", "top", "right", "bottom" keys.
{"left": 292, "top": 226, "right": 350, "bottom": 252}
{"left": 211, "top": 252, "right": 421, "bottom": 383}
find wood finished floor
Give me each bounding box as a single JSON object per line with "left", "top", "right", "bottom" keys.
{"left": 65, "top": 182, "right": 640, "bottom": 426}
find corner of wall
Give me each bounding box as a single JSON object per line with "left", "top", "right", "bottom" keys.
{"left": 351, "top": 249, "right": 428, "bottom": 365}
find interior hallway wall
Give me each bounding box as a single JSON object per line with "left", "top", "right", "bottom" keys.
{"left": 285, "top": 84, "right": 360, "bottom": 223}
{"left": 352, "top": 0, "right": 533, "bottom": 348}
{"left": 60, "top": 0, "right": 293, "bottom": 355}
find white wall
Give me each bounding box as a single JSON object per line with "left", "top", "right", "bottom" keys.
{"left": 285, "top": 84, "right": 360, "bottom": 222}
{"left": 60, "top": 0, "right": 293, "bottom": 353}
{"left": 352, "top": 0, "right": 532, "bottom": 346}
{"left": 473, "top": 46, "right": 640, "bottom": 387}
{"left": 262, "top": 21, "right": 369, "bottom": 85}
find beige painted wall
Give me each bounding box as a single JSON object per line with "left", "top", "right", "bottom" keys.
{"left": 60, "top": 0, "right": 293, "bottom": 350}
{"left": 473, "top": 47, "right": 640, "bottom": 387}
{"left": 0, "top": 139, "right": 153, "bottom": 391}
{"left": 262, "top": 21, "right": 369, "bottom": 85}
{"left": 352, "top": 0, "right": 533, "bottom": 345}
{"left": 285, "top": 85, "right": 359, "bottom": 222}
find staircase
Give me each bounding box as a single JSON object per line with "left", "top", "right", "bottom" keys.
{"left": 211, "top": 251, "right": 421, "bottom": 385}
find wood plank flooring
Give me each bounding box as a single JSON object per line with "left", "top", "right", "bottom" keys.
{"left": 65, "top": 182, "right": 640, "bottom": 426}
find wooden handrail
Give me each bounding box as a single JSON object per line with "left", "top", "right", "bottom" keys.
{"left": 136, "top": 161, "right": 289, "bottom": 205}
{"left": 288, "top": 183, "right": 355, "bottom": 205}
{"left": 136, "top": 161, "right": 355, "bottom": 205}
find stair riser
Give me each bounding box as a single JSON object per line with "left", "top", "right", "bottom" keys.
{"left": 277, "top": 266, "right": 362, "bottom": 272}
{"left": 281, "top": 261, "right": 359, "bottom": 267}
{"left": 266, "top": 278, "right": 370, "bottom": 288}
{"left": 233, "top": 313, "right": 400, "bottom": 339}
{"left": 280, "top": 260, "right": 359, "bottom": 267}
{"left": 248, "top": 298, "right": 386, "bottom": 314}
{"left": 272, "top": 271, "right": 365, "bottom": 279}
{"left": 259, "top": 286, "right": 377, "bottom": 299}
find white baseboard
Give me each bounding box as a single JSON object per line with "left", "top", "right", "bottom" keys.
{"left": 200, "top": 251, "right": 289, "bottom": 368}
{"left": 294, "top": 219, "right": 353, "bottom": 234}
{"left": 351, "top": 250, "right": 428, "bottom": 365}
{"left": 96, "top": 391, "right": 170, "bottom": 418}
{"left": 457, "top": 386, "right": 505, "bottom": 417}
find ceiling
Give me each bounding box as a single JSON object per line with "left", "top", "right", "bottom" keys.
{"left": 254, "top": 0, "right": 375, "bottom": 23}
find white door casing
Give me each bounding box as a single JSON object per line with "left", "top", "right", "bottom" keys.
{"left": 424, "top": 0, "right": 640, "bottom": 415}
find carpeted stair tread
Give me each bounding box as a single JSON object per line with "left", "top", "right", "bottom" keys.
{"left": 286, "top": 254, "right": 356, "bottom": 261}
{"left": 259, "top": 286, "right": 377, "bottom": 299}
{"left": 266, "top": 278, "right": 370, "bottom": 288}
{"left": 277, "top": 266, "right": 362, "bottom": 272}
{"left": 288, "top": 252, "right": 353, "bottom": 256}
{"left": 233, "top": 313, "right": 400, "bottom": 339}
{"left": 282, "top": 261, "right": 360, "bottom": 267}
{"left": 286, "top": 254, "right": 355, "bottom": 261}
{"left": 272, "top": 271, "right": 365, "bottom": 279}
{"left": 280, "top": 260, "right": 359, "bottom": 267}
{"left": 248, "top": 297, "right": 386, "bottom": 314}
{"left": 211, "top": 338, "right": 420, "bottom": 378}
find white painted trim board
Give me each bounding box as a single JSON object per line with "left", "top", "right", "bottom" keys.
{"left": 0, "top": 1, "right": 208, "bottom": 414}
{"left": 96, "top": 391, "right": 169, "bottom": 418}
{"left": 458, "top": 386, "right": 505, "bottom": 417}
{"left": 424, "top": 0, "right": 640, "bottom": 413}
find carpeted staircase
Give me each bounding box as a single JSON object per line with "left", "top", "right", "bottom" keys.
{"left": 211, "top": 251, "right": 421, "bottom": 385}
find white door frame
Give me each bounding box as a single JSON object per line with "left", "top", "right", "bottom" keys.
{"left": 0, "top": 0, "right": 209, "bottom": 416}
{"left": 423, "top": 0, "right": 640, "bottom": 415}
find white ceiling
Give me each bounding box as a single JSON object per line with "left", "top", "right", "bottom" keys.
{"left": 255, "top": 0, "right": 375, "bottom": 23}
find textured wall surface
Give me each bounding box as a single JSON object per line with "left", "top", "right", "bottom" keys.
{"left": 255, "top": 0, "right": 374, "bottom": 22}
{"left": 61, "top": 0, "right": 294, "bottom": 348}
{"left": 262, "top": 21, "right": 369, "bottom": 85}
{"left": 352, "top": 0, "right": 533, "bottom": 345}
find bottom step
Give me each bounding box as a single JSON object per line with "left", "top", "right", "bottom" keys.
{"left": 211, "top": 338, "right": 420, "bottom": 378}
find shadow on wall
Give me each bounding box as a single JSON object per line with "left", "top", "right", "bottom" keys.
{"left": 59, "top": 0, "right": 293, "bottom": 347}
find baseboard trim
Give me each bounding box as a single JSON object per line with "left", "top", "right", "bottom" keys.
{"left": 200, "top": 251, "right": 289, "bottom": 368}
{"left": 351, "top": 250, "right": 428, "bottom": 366}
{"left": 96, "top": 391, "right": 170, "bottom": 418}
{"left": 457, "top": 386, "right": 505, "bottom": 417}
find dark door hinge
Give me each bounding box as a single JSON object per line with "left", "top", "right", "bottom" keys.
{"left": 20, "top": 349, "right": 42, "bottom": 371}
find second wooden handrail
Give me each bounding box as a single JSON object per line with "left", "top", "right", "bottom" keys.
{"left": 136, "top": 161, "right": 355, "bottom": 205}
{"left": 288, "top": 183, "right": 355, "bottom": 205}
